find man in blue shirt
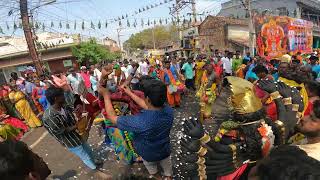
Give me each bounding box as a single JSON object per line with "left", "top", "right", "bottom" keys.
{"left": 98, "top": 66, "right": 174, "bottom": 179}
{"left": 310, "top": 55, "right": 320, "bottom": 75}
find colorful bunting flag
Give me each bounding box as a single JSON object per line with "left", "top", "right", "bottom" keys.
{"left": 98, "top": 21, "right": 101, "bottom": 29}
{"left": 91, "top": 21, "right": 95, "bottom": 29}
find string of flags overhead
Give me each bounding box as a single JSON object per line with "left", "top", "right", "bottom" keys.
{"left": 0, "top": 13, "right": 209, "bottom": 34}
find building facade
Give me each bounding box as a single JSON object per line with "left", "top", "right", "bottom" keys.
{"left": 0, "top": 33, "right": 119, "bottom": 84}
{"left": 218, "top": 0, "right": 320, "bottom": 47}
{"left": 198, "top": 16, "right": 248, "bottom": 53}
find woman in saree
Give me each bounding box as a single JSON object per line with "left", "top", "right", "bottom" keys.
{"left": 195, "top": 58, "right": 206, "bottom": 89}
{"left": 196, "top": 62, "right": 217, "bottom": 122}
{"left": 9, "top": 84, "right": 42, "bottom": 128}
{"left": 0, "top": 85, "right": 21, "bottom": 118}
{"left": 164, "top": 60, "right": 181, "bottom": 107}
{"left": 32, "top": 79, "right": 48, "bottom": 111}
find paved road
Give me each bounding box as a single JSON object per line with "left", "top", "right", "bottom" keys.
{"left": 22, "top": 94, "right": 203, "bottom": 180}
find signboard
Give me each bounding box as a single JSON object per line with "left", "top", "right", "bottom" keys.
{"left": 255, "top": 16, "right": 313, "bottom": 58}
{"left": 63, "top": 60, "right": 73, "bottom": 67}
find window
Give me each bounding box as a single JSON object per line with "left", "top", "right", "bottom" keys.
{"left": 277, "top": 7, "right": 288, "bottom": 16}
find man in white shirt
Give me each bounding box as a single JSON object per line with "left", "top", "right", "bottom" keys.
{"left": 67, "top": 68, "right": 85, "bottom": 95}
{"left": 222, "top": 52, "right": 233, "bottom": 76}
{"left": 138, "top": 59, "right": 149, "bottom": 76}
{"left": 121, "top": 59, "right": 133, "bottom": 79}
{"left": 92, "top": 64, "right": 102, "bottom": 81}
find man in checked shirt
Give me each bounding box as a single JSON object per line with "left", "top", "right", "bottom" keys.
{"left": 43, "top": 86, "right": 111, "bottom": 179}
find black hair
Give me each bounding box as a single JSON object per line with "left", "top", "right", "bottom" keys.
{"left": 256, "top": 145, "right": 320, "bottom": 180}
{"left": 306, "top": 81, "right": 320, "bottom": 97}
{"left": 309, "top": 55, "right": 319, "bottom": 62}
{"left": 253, "top": 65, "right": 268, "bottom": 75}
{"left": 45, "top": 86, "right": 64, "bottom": 105}
{"left": 314, "top": 100, "right": 320, "bottom": 119}
{"left": 0, "top": 140, "right": 35, "bottom": 180}
{"left": 140, "top": 78, "right": 167, "bottom": 107}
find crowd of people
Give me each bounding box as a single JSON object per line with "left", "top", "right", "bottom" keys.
{"left": 0, "top": 48, "right": 319, "bottom": 180}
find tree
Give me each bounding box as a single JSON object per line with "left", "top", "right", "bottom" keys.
{"left": 124, "top": 25, "right": 179, "bottom": 52}
{"left": 72, "top": 38, "right": 120, "bottom": 65}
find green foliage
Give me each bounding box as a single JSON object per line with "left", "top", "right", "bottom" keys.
{"left": 124, "top": 25, "right": 179, "bottom": 52}
{"left": 72, "top": 39, "right": 121, "bottom": 64}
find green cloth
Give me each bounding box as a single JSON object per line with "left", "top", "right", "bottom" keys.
{"left": 0, "top": 124, "right": 21, "bottom": 140}
{"left": 182, "top": 63, "right": 194, "bottom": 80}
{"left": 232, "top": 58, "right": 243, "bottom": 72}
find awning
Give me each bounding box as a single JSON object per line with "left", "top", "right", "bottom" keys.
{"left": 229, "top": 39, "right": 249, "bottom": 47}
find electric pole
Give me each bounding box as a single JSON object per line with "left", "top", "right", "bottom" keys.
{"left": 152, "top": 26, "right": 156, "bottom": 50}
{"left": 117, "top": 28, "right": 124, "bottom": 51}
{"left": 246, "top": 0, "right": 255, "bottom": 56}
{"left": 191, "top": 0, "right": 196, "bottom": 22}
{"left": 20, "top": 0, "right": 43, "bottom": 75}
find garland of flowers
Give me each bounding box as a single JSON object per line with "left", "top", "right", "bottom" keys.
{"left": 257, "top": 121, "right": 275, "bottom": 157}
{"left": 124, "top": 131, "right": 138, "bottom": 158}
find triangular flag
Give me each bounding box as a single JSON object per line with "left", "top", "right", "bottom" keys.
{"left": 51, "top": 21, "right": 54, "bottom": 27}
{"left": 164, "top": 0, "right": 167, "bottom": 3}
{"left": 74, "top": 21, "right": 77, "bottom": 30}
{"left": 82, "top": 21, "right": 85, "bottom": 30}
{"left": 119, "top": 20, "right": 122, "bottom": 26}
{"left": 6, "top": 22, "right": 9, "bottom": 30}
{"left": 141, "top": 19, "right": 144, "bottom": 27}
{"left": 105, "top": 20, "right": 108, "bottom": 28}
{"left": 139, "top": 9, "right": 141, "bottom": 13}
{"left": 126, "top": 14, "right": 128, "bottom": 18}
{"left": 154, "top": 19, "right": 156, "bottom": 25}
{"left": 159, "top": 19, "right": 162, "bottom": 25}
{"left": 147, "top": 19, "right": 150, "bottom": 26}
{"left": 147, "top": 6, "right": 150, "bottom": 10}
{"left": 165, "top": 18, "right": 168, "bottom": 24}
{"left": 42, "top": 23, "right": 45, "bottom": 31}
{"left": 122, "top": 15, "right": 125, "bottom": 19}
{"left": 91, "top": 21, "right": 95, "bottom": 29}
{"left": 0, "top": 26, "right": 4, "bottom": 34}
{"left": 35, "top": 22, "right": 40, "bottom": 29}
{"left": 66, "top": 22, "right": 70, "bottom": 29}
{"left": 127, "top": 19, "right": 130, "bottom": 27}
{"left": 98, "top": 21, "right": 101, "bottom": 29}
{"left": 143, "top": 7, "right": 145, "bottom": 11}
{"left": 13, "top": 22, "right": 17, "bottom": 30}
{"left": 200, "top": 16, "right": 203, "bottom": 22}
{"left": 59, "top": 21, "right": 62, "bottom": 29}
{"left": 150, "top": 5, "right": 153, "bottom": 8}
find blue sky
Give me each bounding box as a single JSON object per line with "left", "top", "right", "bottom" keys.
{"left": 0, "top": 0, "right": 225, "bottom": 44}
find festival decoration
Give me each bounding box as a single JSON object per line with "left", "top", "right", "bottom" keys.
{"left": 98, "top": 21, "right": 101, "bottom": 29}
{"left": 91, "top": 21, "right": 95, "bottom": 29}
{"left": 255, "top": 15, "right": 313, "bottom": 59}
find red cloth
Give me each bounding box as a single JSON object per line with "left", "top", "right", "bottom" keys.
{"left": 213, "top": 62, "right": 223, "bottom": 77}
{"left": 3, "top": 117, "right": 29, "bottom": 140}
{"left": 81, "top": 72, "right": 91, "bottom": 88}
{"left": 84, "top": 93, "right": 100, "bottom": 119}
{"left": 99, "top": 90, "right": 145, "bottom": 117}
{"left": 304, "top": 101, "right": 313, "bottom": 116}
{"left": 218, "top": 163, "right": 248, "bottom": 180}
